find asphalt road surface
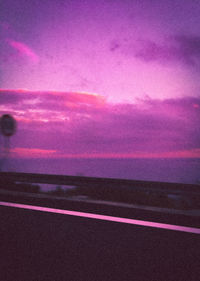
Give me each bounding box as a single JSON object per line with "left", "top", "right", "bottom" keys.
{"left": 0, "top": 204, "right": 200, "bottom": 281}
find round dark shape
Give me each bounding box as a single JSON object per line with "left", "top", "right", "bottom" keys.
{"left": 0, "top": 114, "right": 16, "bottom": 136}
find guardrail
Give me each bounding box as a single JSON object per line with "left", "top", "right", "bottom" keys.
{"left": 0, "top": 171, "right": 199, "bottom": 196}
{"left": 0, "top": 171, "right": 200, "bottom": 228}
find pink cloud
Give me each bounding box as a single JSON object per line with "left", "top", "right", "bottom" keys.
{"left": 7, "top": 40, "right": 39, "bottom": 64}
{"left": 0, "top": 89, "right": 200, "bottom": 159}
{"left": 11, "top": 147, "right": 57, "bottom": 158}
{"left": 0, "top": 89, "right": 106, "bottom": 125}
{"left": 9, "top": 148, "right": 200, "bottom": 159}
{"left": 48, "top": 149, "right": 200, "bottom": 159}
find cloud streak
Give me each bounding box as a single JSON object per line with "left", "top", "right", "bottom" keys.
{"left": 11, "top": 147, "right": 57, "bottom": 158}
{"left": 7, "top": 40, "right": 39, "bottom": 64}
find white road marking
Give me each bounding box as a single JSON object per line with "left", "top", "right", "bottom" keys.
{"left": 0, "top": 201, "right": 200, "bottom": 234}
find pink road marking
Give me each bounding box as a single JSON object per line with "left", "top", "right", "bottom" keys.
{"left": 0, "top": 201, "right": 199, "bottom": 234}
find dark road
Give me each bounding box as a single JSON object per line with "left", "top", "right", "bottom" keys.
{"left": 0, "top": 203, "right": 200, "bottom": 281}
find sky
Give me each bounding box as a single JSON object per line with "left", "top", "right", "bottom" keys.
{"left": 0, "top": 0, "right": 200, "bottom": 183}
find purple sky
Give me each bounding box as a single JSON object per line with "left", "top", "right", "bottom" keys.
{"left": 0, "top": 1, "right": 200, "bottom": 181}
{"left": 1, "top": 0, "right": 200, "bottom": 102}
{"left": 0, "top": 89, "right": 199, "bottom": 159}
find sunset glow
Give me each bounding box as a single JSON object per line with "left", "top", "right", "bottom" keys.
{"left": 1, "top": 89, "right": 199, "bottom": 160}
{"left": 0, "top": 0, "right": 200, "bottom": 182}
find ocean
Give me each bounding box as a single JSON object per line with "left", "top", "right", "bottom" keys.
{"left": 2, "top": 157, "right": 200, "bottom": 185}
